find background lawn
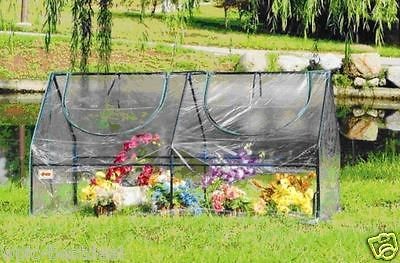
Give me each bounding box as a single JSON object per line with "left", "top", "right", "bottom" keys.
{"left": 0, "top": 154, "right": 399, "bottom": 262}
{"left": 0, "top": 34, "right": 239, "bottom": 80}
{"left": 1, "top": 1, "right": 400, "bottom": 57}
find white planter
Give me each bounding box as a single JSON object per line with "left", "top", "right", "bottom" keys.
{"left": 120, "top": 186, "right": 148, "bottom": 207}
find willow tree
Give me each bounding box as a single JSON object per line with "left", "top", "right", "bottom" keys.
{"left": 44, "top": 0, "right": 113, "bottom": 72}
{"left": 230, "top": 0, "right": 399, "bottom": 44}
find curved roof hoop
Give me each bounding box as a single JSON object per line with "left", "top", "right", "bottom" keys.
{"left": 61, "top": 72, "right": 170, "bottom": 136}
{"left": 202, "top": 71, "right": 315, "bottom": 137}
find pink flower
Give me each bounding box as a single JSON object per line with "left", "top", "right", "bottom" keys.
{"left": 152, "top": 134, "right": 160, "bottom": 142}
{"left": 143, "top": 164, "right": 153, "bottom": 174}
{"left": 114, "top": 150, "right": 127, "bottom": 163}
{"left": 211, "top": 190, "right": 226, "bottom": 213}
{"left": 136, "top": 133, "right": 153, "bottom": 144}
{"left": 223, "top": 185, "right": 241, "bottom": 200}
{"left": 123, "top": 139, "right": 138, "bottom": 151}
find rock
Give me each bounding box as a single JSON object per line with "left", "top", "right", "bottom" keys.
{"left": 379, "top": 78, "right": 386, "bottom": 86}
{"left": 278, "top": 55, "right": 309, "bottom": 71}
{"left": 353, "top": 77, "right": 366, "bottom": 87}
{"left": 378, "top": 110, "right": 385, "bottom": 118}
{"left": 0, "top": 155, "right": 7, "bottom": 184}
{"left": 238, "top": 52, "right": 267, "bottom": 72}
{"left": 367, "top": 78, "right": 379, "bottom": 87}
{"left": 351, "top": 53, "right": 382, "bottom": 79}
{"left": 387, "top": 66, "right": 400, "bottom": 88}
{"left": 385, "top": 111, "right": 400, "bottom": 131}
{"left": 319, "top": 54, "right": 342, "bottom": 70}
{"left": 353, "top": 108, "right": 365, "bottom": 117}
{"left": 345, "top": 117, "right": 378, "bottom": 141}
{"left": 366, "top": 109, "right": 378, "bottom": 118}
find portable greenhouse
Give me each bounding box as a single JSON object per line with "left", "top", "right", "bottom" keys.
{"left": 30, "top": 71, "right": 340, "bottom": 220}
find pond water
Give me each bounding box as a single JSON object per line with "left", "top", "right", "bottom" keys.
{"left": 0, "top": 101, "right": 399, "bottom": 184}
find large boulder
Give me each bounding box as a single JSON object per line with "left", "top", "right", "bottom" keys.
{"left": 278, "top": 55, "right": 309, "bottom": 71}
{"left": 319, "top": 54, "right": 342, "bottom": 70}
{"left": 238, "top": 52, "right": 267, "bottom": 72}
{"left": 349, "top": 53, "right": 382, "bottom": 79}
{"left": 387, "top": 66, "right": 400, "bottom": 88}
{"left": 385, "top": 111, "right": 400, "bottom": 131}
{"left": 345, "top": 117, "right": 378, "bottom": 141}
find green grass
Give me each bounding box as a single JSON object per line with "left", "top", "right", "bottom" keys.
{"left": 0, "top": 33, "right": 239, "bottom": 80}
{"left": 1, "top": 2, "right": 400, "bottom": 57}
{"left": 1, "top": 155, "right": 400, "bottom": 262}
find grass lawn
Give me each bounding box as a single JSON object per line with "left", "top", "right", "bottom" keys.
{"left": 0, "top": 33, "right": 239, "bottom": 80}
{"left": 0, "top": 154, "right": 399, "bottom": 262}
{"left": 1, "top": 1, "right": 400, "bottom": 57}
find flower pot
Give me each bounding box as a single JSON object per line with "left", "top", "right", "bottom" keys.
{"left": 120, "top": 186, "right": 148, "bottom": 207}
{"left": 94, "top": 203, "right": 116, "bottom": 216}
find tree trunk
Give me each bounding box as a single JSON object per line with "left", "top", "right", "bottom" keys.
{"left": 20, "top": 0, "right": 28, "bottom": 23}
{"left": 19, "top": 125, "right": 25, "bottom": 180}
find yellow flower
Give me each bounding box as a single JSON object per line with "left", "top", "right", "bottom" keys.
{"left": 95, "top": 171, "right": 106, "bottom": 178}
{"left": 173, "top": 177, "right": 184, "bottom": 187}
{"left": 305, "top": 188, "right": 314, "bottom": 200}
{"left": 277, "top": 205, "right": 290, "bottom": 214}
{"left": 301, "top": 202, "right": 312, "bottom": 215}
{"left": 148, "top": 174, "right": 159, "bottom": 187}
{"left": 279, "top": 178, "right": 291, "bottom": 189}
{"left": 253, "top": 198, "right": 266, "bottom": 215}
{"left": 81, "top": 186, "right": 96, "bottom": 202}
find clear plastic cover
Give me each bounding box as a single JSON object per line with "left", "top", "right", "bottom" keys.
{"left": 30, "top": 71, "right": 340, "bottom": 219}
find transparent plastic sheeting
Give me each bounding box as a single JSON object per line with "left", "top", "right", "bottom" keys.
{"left": 30, "top": 71, "right": 340, "bottom": 219}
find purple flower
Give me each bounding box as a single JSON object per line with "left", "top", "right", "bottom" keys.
{"left": 201, "top": 146, "right": 261, "bottom": 189}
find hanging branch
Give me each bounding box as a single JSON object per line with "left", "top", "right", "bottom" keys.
{"left": 97, "top": 0, "right": 113, "bottom": 72}
{"left": 79, "top": 0, "right": 94, "bottom": 72}
{"left": 70, "top": 0, "right": 93, "bottom": 72}
{"left": 43, "top": 0, "right": 66, "bottom": 51}
{"left": 71, "top": 0, "right": 80, "bottom": 70}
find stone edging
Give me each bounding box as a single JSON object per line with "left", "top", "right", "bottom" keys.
{"left": 0, "top": 80, "right": 46, "bottom": 93}
{"left": 334, "top": 87, "right": 400, "bottom": 100}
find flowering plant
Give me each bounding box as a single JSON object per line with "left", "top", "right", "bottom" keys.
{"left": 251, "top": 172, "right": 316, "bottom": 215}
{"left": 202, "top": 143, "right": 264, "bottom": 189}
{"left": 147, "top": 169, "right": 202, "bottom": 214}
{"left": 106, "top": 133, "right": 161, "bottom": 184}
{"left": 210, "top": 183, "right": 250, "bottom": 214}
{"left": 81, "top": 171, "right": 122, "bottom": 209}
{"left": 81, "top": 132, "right": 161, "bottom": 214}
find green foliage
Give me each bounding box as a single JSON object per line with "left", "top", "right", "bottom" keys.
{"left": 335, "top": 105, "right": 352, "bottom": 119}
{"left": 332, "top": 74, "right": 352, "bottom": 89}
{"left": 97, "top": 0, "right": 113, "bottom": 72}
{"left": 342, "top": 37, "right": 353, "bottom": 75}
{"left": 0, "top": 126, "right": 33, "bottom": 184}
{"left": 341, "top": 153, "right": 400, "bottom": 180}
{"left": 1, "top": 154, "right": 400, "bottom": 261}
{"left": 266, "top": 52, "right": 280, "bottom": 72}
{"left": 70, "top": 0, "right": 94, "bottom": 72}
{"left": 43, "top": 0, "right": 66, "bottom": 51}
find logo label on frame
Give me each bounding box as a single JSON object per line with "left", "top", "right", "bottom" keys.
{"left": 38, "top": 169, "right": 54, "bottom": 180}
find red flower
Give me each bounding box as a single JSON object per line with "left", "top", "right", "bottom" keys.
{"left": 90, "top": 177, "right": 98, "bottom": 186}
{"left": 106, "top": 165, "right": 132, "bottom": 183}
{"left": 137, "top": 165, "right": 153, "bottom": 186}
